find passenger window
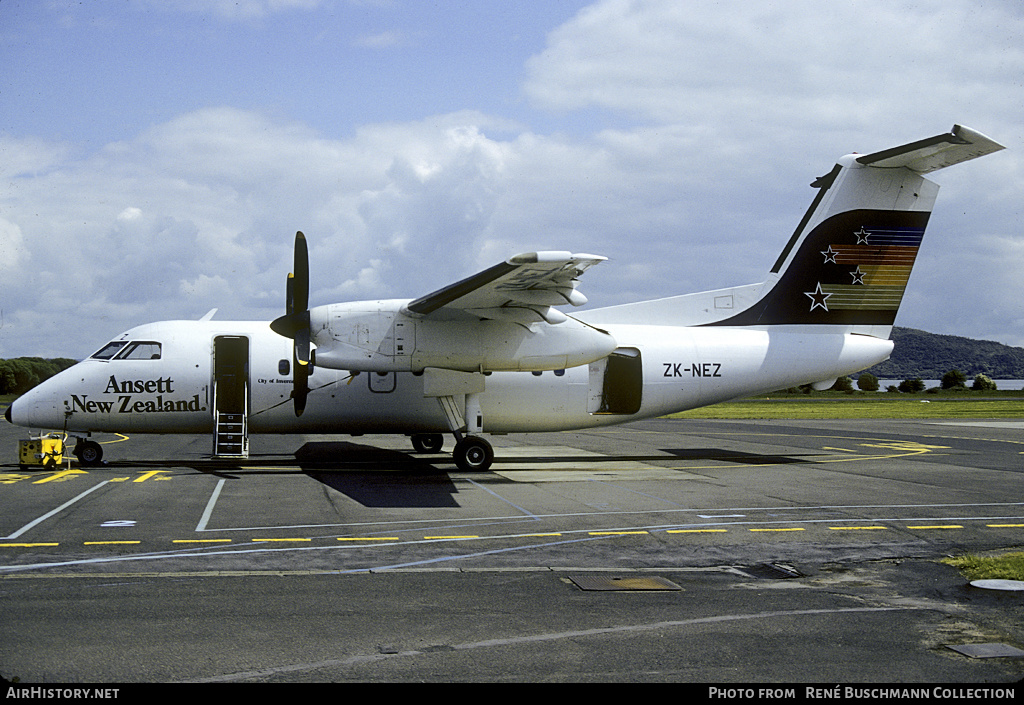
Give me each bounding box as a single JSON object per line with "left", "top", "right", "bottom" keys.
{"left": 117, "top": 342, "right": 162, "bottom": 360}
{"left": 91, "top": 341, "right": 128, "bottom": 360}
{"left": 278, "top": 359, "right": 290, "bottom": 376}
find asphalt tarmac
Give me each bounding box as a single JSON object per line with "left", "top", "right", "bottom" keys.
{"left": 1, "top": 417, "right": 1023, "bottom": 684}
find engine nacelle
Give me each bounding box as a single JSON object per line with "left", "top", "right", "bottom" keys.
{"left": 308, "top": 301, "right": 616, "bottom": 373}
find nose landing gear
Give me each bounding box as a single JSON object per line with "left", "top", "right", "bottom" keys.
{"left": 73, "top": 438, "right": 104, "bottom": 466}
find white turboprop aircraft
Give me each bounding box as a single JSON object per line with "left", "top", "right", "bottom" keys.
{"left": 6, "top": 125, "right": 1005, "bottom": 472}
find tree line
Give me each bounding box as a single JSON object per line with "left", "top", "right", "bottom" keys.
{"left": 0, "top": 358, "right": 77, "bottom": 395}
{"left": 865, "top": 327, "right": 1024, "bottom": 379}
{"left": 844, "top": 369, "right": 999, "bottom": 393}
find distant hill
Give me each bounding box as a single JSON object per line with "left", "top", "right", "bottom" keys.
{"left": 863, "top": 327, "right": 1024, "bottom": 380}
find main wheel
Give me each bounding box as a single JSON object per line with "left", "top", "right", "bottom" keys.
{"left": 75, "top": 440, "right": 103, "bottom": 465}
{"left": 453, "top": 436, "right": 494, "bottom": 472}
{"left": 411, "top": 433, "right": 444, "bottom": 453}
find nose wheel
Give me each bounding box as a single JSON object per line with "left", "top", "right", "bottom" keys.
{"left": 453, "top": 435, "right": 494, "bottom": 472}
{"left": 74, "top": 439, "right": 104, "bottom": 465}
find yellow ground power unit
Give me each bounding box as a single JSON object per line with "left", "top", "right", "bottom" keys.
{"left": 18, "top": 432, "right": 67, "bottom": 470}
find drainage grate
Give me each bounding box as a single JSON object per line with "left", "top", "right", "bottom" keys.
{"left": 568, "top": 575, "right": 682, "bottom": 591}
{"left": 947, "top": 643, "right": 1024, "bottom": 659}
{"left": 738, "top": 563, "right": 803, "bottom": 580}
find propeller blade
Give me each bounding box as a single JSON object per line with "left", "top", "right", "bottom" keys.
{"left": 285, "top": 273, "right": 295, "bottom": 316}
{"left": 270, "top": 231, "right": 313, "bottom": 416}
{"left": 293, "top": 231, "right": 308, "bottom": 313}
{"left": 295, "top": 327, "right": 310, "bottom": 366}
{"left": 292, "top": 358, "right": 309, "bottom": 417}
{"left": 271, "top": 232, "right": 311, "bottom": 338}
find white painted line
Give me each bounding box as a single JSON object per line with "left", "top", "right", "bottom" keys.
{"left": 930, "top": 421, "right": 1024, "bottom": 429}
{"left": 461, "top": 477, "right": 539, "bottom": 519}
{"left": 4, "top": 481, "right": 110, "bottom": 540}
{"left": 195, "top": 479, "right": 226, "bottom": 532}
{"left": 185, "top": 606, "right": 918, "bottom": 683}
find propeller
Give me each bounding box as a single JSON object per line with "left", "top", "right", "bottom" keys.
{"left": 270, "top": 231, "right": 311, "bottom": 416}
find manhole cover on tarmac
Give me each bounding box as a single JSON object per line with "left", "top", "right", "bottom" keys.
{"left": 568, "top": 575, "right": 682, "bottom": 591}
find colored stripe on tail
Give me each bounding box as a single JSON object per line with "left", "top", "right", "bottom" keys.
{"left": 710, "top": 208, "right": 929, "bottom": 326}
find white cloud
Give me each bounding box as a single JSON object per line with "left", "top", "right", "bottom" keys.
{"left": 519, "top": 0, "right": 1024, "bottom": 344}
{"left": 144, "top": 0, "right": 323, "bottom": 21}
{"left": 0, "top": 109, "right": 539, "bottom": 356}
{"left": 353, "top": 30, "right": 405, "bottom": 48}
{"left": 525, "top": 0, "right": 1024, "bottom": 139}
{"left": 0, "top": 134, "right": 72, "bottom": 178}
{"left": 0, "top": 219, "right": 26, "bottom": 272}
{"left": 180, "top": 273, "right": 233, "bottom": 301}
{"left": 1, "top": 1, "right": 1021, "bottom": 358}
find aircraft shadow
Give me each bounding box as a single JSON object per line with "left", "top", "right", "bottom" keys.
{"left": 489, "top": 448, "right": 810, "bottom": 467}
{"left": 294, "top": 441, "right": 460, "bottom": 508}
{"left": 660, "top": 448, "right": 810, "bottom": 465}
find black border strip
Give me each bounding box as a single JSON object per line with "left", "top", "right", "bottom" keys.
{"left": 770, "top": 164, "right": 842, "bottom": 274}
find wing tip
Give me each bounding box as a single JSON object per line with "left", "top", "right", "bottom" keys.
{"left": 507, "top": 251, "right": 607, "bottom": 265}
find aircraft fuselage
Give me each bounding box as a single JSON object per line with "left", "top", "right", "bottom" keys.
{"left": 10, "top": 317, "right": 892, "bottom": 435}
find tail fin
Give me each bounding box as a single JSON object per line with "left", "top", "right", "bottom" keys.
{"left": 579, "top": 126, "right": 1003, "bottom": 332}
{"left": 709, "top": 125, "right": 1004, "bottom": 332}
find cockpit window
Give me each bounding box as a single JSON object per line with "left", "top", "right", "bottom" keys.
{"left": 117, "top": 342, "right": 162, "bottom": 360}
{"left": 90, "top": 341, "right": 162, "bottom": 360}
{"left": 91, "top": 341, "right": 128, "bottom": 360}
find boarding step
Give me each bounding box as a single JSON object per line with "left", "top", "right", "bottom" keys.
{"left": 213, "top": 412, "right": 248, "bottom": 458}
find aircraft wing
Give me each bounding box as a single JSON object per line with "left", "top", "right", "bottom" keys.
{"left": 405, "top": 251, "right": 606, "bottom": 326}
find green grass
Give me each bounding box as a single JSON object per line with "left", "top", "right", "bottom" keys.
{"left": 942, "top": 553, "right": 1024, "bottom": 581}
{"left": 668, "top": 390, "right": 1024, "bottom": 419}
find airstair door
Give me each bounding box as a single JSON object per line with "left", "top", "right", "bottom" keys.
{"left": 213, "top": 335, "right": 249, "bottom": 458}
{"left": 588, "top": 347, "right": 643, "bottom": 415}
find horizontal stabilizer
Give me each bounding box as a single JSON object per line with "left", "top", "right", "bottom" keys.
{"left": 856, "top": 124, "right": 1004, "bottom": 174}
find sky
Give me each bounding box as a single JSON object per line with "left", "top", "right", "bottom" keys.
{"left": 1, "top": 0, "right": 1022, "bottom": 360}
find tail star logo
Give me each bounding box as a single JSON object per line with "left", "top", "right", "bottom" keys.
{"left": 805, "top": 282, "right": 832, "bottom": 311}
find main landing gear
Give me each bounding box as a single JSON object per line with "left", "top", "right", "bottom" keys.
{"left": 453, "top": 435, "right": 494, "bottom": 472}
{"left": 410, "top": 433, "right": 494, "bottom": 473}
{"left": 411, "top": 390, "right": 495, "bottom": 472}
{"left": 410, "top": 433, "right": 444, "bottom": 454}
